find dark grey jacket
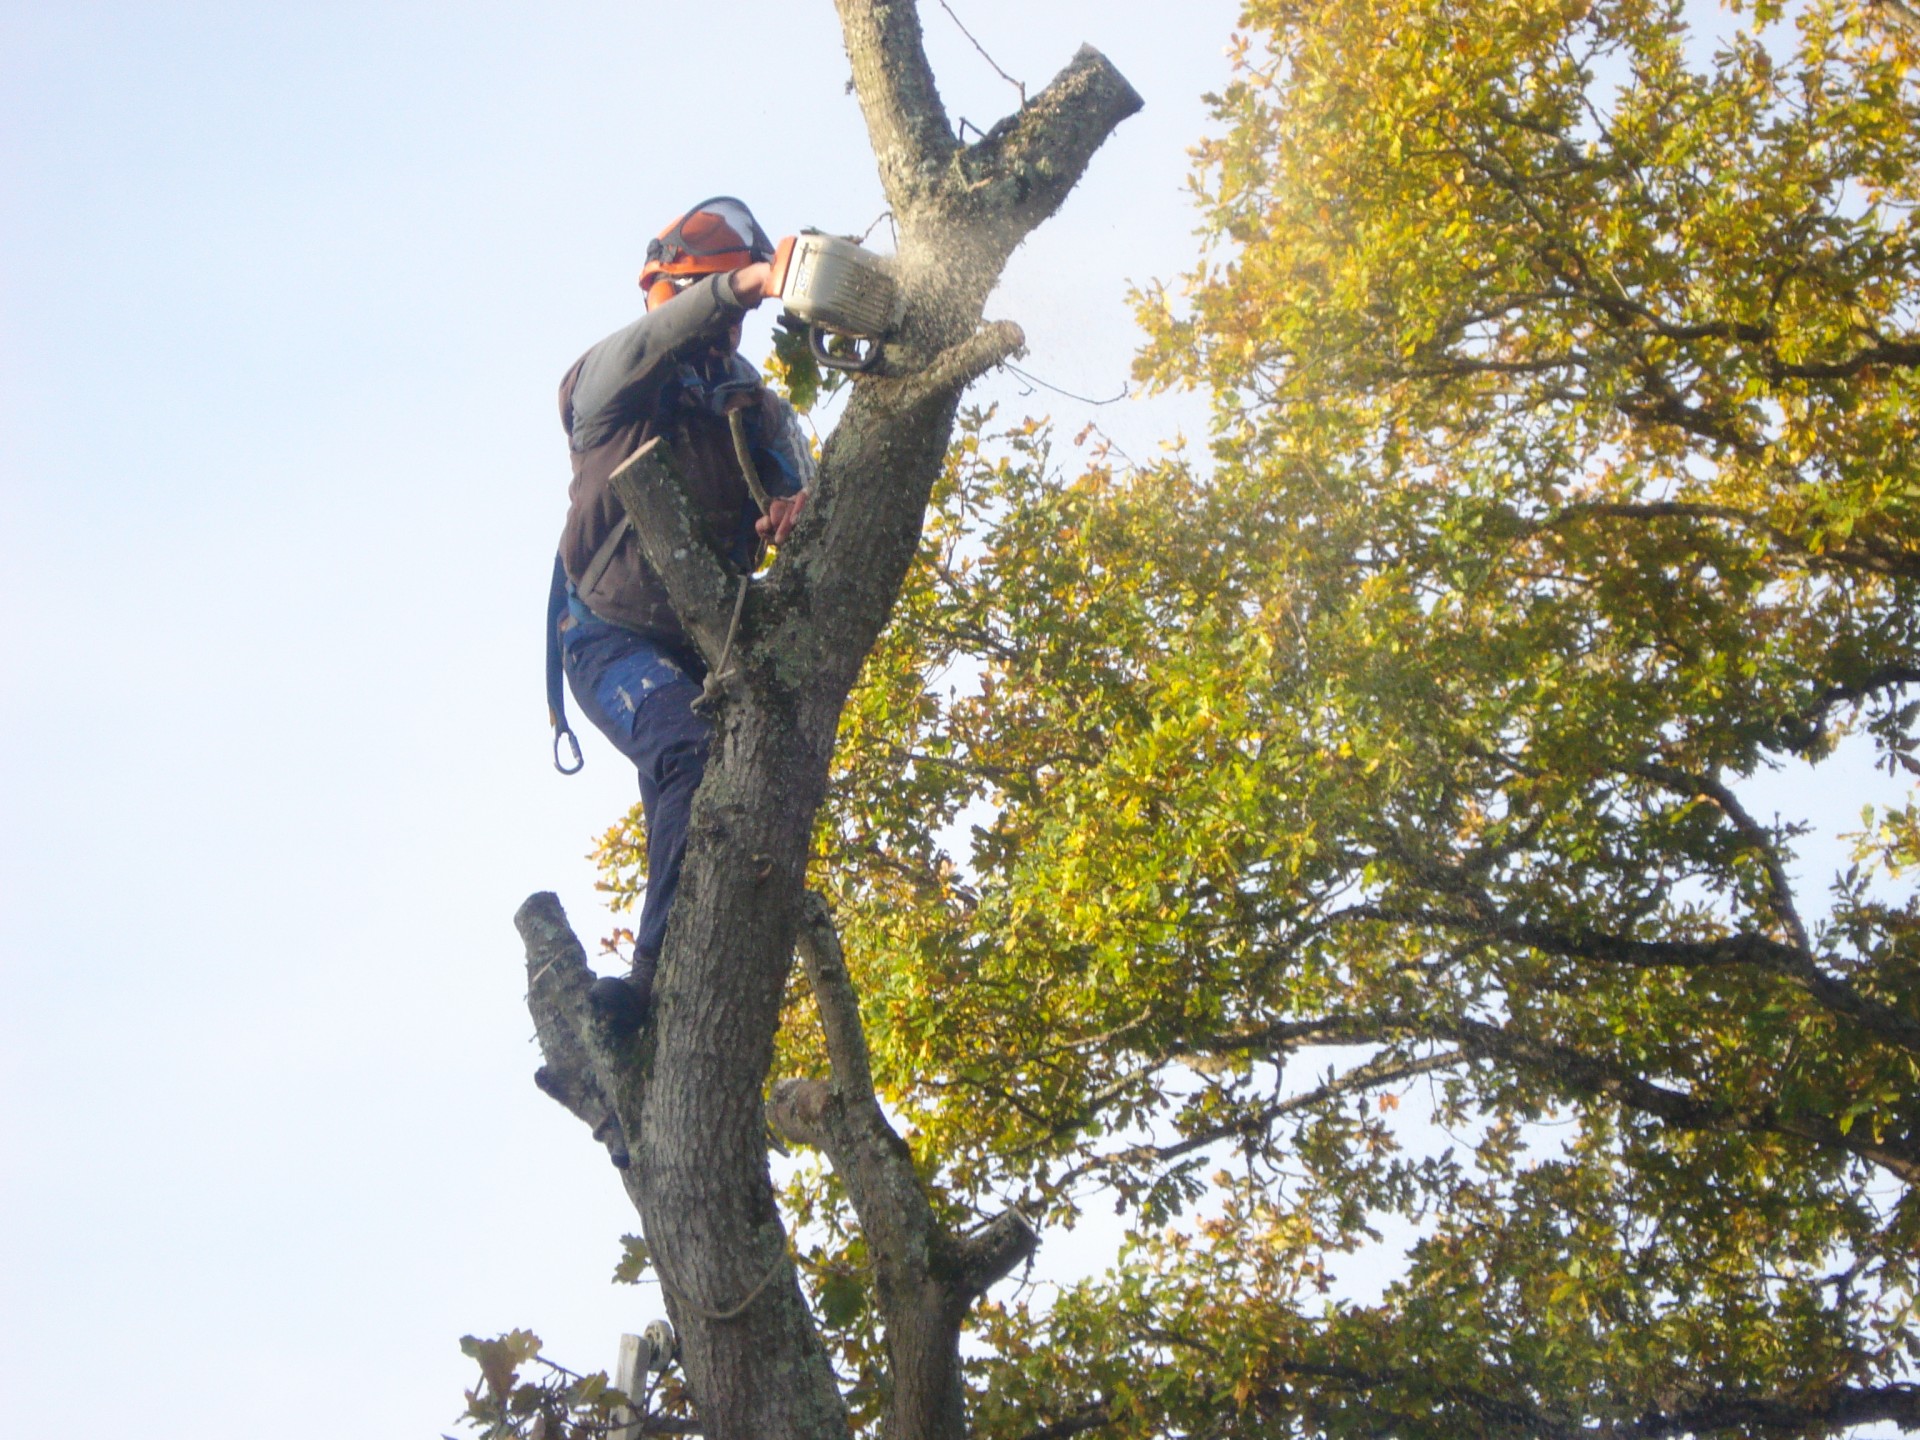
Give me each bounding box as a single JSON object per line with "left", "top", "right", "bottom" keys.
{"left": 557, "top": 274, "right": 810, "bottom": 640}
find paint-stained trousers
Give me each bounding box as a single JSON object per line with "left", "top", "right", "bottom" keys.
{"left": 559, "top": 600, "right": 711, "bottom": 963}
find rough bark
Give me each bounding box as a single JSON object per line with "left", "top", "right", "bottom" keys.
{"left": 519, "top": 7, "right": 1139, "bottom": 1439}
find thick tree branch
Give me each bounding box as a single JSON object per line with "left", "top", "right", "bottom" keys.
{"left": 1646, "top": 1383, "right": 1920, "bottom": 1437}
{"left": 951, "top": 46, "right": 1144, "bottom": 248}
{"left": 893, "top": 320, "right": 1026, "bottom": 404}
{"left": 1778, "top": 663, "right": 1920, "bottom": 750}
{"left": 771, "top": 894, "right": 1037, "bottom": 1440}
{"left": 1342, "top": 903, "right": 1920, "bottom": 1056}
{"left": 1187, "top": 1006, "right": 1920, "bottom": 1183}
{"left": 1013, "top": 1402, "right": 1113, "bottom": 1440}
{"left": 796, "top": 891, "right": 877, "bottom": 1100}
{"left": 1256, "top": 1358, "right": 1581, "bottom": 1440}
{"left": 1869, "top": 0, "right": 1920, "bottom": 40}
{"left": 1768, "top": 336, "right": 1920, "bottom": 382}
{"left": 606, "top": 438, "right": 738, "bottom": 667}
{"left": 833, "top": 0, "right": 960, "bottom": 217}
{"left": 1247, "top": 1358, "right": 1920, "bottom": 1440}
{"left": 1436, "top": 1016, "right": 1920, "bottom": 1184}
{"left": 1536, "top": 500, "right": 1920, "bottom": 581}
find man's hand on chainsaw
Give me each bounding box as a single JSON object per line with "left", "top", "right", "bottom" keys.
{"left": 758, "top": 491, "right": 807, "bottom": 546}
{"left": 728, "top": 261, "right": 777, "bottom": 307}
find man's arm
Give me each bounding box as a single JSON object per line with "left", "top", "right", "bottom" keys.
{"left": 569, "top": 267, "right": 770, "bottom": 450}
{"left": 752, "top": 391, "right": 813, "bottom": 546}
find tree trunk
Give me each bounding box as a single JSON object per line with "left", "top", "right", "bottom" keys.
{"left": 521, "top": 6, "right": 1140, "bottom": 1437}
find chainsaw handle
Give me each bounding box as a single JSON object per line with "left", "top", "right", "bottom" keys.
{"left": 810, "top": 323, "right": 883, "bottom": 374}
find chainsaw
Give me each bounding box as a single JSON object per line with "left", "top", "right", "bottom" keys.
{"left": 768, "top": 230, "right": 903, "bottom": 373}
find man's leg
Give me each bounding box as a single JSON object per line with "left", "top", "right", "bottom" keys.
{"left": 559, "top": 612, "right": 711, "bottom": 1029}
{"left": 626, "top": 678, "right": 711, "bottom": 991}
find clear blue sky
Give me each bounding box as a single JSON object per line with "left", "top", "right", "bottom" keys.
{"left": 0, "top": 2, "right": 1237, "bottom": 1433}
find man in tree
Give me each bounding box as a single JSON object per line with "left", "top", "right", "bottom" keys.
{"left": 550, "top": 196, "right": 811, "bottom": 1034}
{"left": 505, "top": 12, "right": 1139, "bottom": 1426}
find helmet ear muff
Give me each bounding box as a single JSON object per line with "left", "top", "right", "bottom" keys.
{"left": 645, "top": 277, "right": 682, "bottom": 311}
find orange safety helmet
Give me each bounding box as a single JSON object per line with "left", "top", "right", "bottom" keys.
{"left": 639, "top": 196, "right": 775, "bottom": 310}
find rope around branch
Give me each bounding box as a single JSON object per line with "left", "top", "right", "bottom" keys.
{"left": 649, "top": 1237, "right": 791, "bottom": 1324}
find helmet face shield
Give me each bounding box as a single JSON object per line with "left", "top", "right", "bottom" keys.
{"left": 639, "top": 196, "right": 775, "bottom": 293}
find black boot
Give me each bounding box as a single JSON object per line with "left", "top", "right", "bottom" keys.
{"left": 588, "top": 950, "right": 657, "bottom": 1039}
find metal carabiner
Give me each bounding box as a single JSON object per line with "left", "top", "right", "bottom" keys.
{"left": 553, "top": 723, "right": 584, "bottom": 776}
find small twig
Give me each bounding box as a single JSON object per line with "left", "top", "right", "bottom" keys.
{"left": 936, "top": 0, "right": 1027, "bottom": 105}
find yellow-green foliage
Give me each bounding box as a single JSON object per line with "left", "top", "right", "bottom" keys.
{"left": 593, "top": 3, "right": 1920, "bottom": 1434}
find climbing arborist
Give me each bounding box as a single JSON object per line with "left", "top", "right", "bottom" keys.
{"left": 547, "top": 196, "right": 813, "bottom": 1034}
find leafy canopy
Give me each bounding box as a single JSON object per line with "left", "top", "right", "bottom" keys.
{"left": 584, "top": 0, "right": 1920, "bottom": 1435}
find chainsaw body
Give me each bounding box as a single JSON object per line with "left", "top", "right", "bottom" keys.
{"left": 770, "top": 231, "right": 902, "bottom": 372}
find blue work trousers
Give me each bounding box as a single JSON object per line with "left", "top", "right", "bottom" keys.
{"left": 559, "top": 604, "right": 711, "bottom": 962}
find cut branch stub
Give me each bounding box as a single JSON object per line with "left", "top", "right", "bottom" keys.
{"left": 949, "top": 45, "right": 1145, "bottom": 249}
{"left": 953, "top": 1209, "right": 1039, "bottom": 1301}
{"left": 606, "top": 438, "right": 739, "bottom": 668}
{"left": 516, "top": 891, "right": 640, "bottom": 1171}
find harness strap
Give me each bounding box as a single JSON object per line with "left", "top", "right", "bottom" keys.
{"left": 577, "top": 513, "right": 632, "bottom": 599}
{"left": 546, "top": 553, "right": 584, "bottom": 775}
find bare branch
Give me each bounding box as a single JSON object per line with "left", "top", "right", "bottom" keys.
{"left": 1246, "top": 1358, "right": 1920, "bottom": 1440}
{"left": 1343, "top": 903, "right": 1920, "bottom": 1056}
{"left": 896, "top": 320, "right": 1026, "bottom": 399}
{"left": 1537, "top": 500, "right": 1920, "bottom": 581}
{"left": 1014, "top": 1401, "right": 1113, "bottom": 1440}
{"left": 1650, "top": 1383, "right": 1920, "bottom": 1437}
{"left": 776, "top": 893, "right": 1034, "bottom": 1440}
{"left": 1175, "top": 1006, "right": 1920, "bottom": 1182}
{"left": 1437, "top": 1016, "right": 1920, "bottom": 1184}
{"left": 796, "top": 891, "right": 877, "bottom": 1100}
